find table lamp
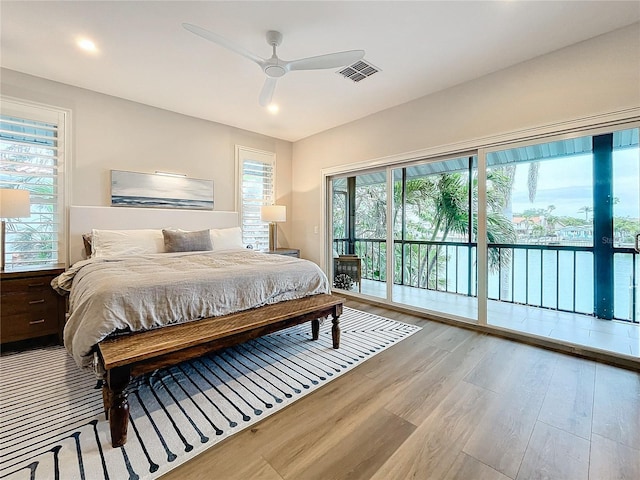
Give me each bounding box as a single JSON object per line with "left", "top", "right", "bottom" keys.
{"left": 1, "top": 188, "right": 31, "bottom": 270}
{"left": 260, "top": 205, "right": 286, "bottom": 251}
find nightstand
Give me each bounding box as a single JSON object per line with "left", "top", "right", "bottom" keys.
{"left": 1, "top": 264, "right": 66, "bottom": 345}
{"left": 264, "top": 248, "right": 300, "bottom": 258}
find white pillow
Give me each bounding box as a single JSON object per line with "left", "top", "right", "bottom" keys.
{"left": 210, "top": 227, "right": 243, "bottom": 251}
{"left": 91, "top": 229, "right": 166, "bottom": 258}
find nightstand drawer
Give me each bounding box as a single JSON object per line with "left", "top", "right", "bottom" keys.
{"left": 1, "top": 265, "right": 66, "bottom": 345}
{"left": 1, "top": 289, "right": 59, "bottom": 316}
{"left": 1, "top": 312, "right": 59, "bottom": 342}
{"left": 1, "top": 275, "right": 57, "bottom": 294}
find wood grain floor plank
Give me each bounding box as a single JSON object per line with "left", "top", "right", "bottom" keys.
{"left": 161, "top": 450, "right": 284, "bottom": 480}
{"left": 515, "top": 421, "right": 590, "bottom": 480}
{"left": 463, "top": 345, "right": 558, "bottom": 478}
{"left": 443, "top": 452, "right": 512, "bottom": 480}
{"left": 589, "top": 433, "right": 640, "bottom": 480}
{"left": 255, "top": 370, "right": 390, "bottom": 460}
{"left": 464, "top": 339, "right": 529, "bottom": 393}
{"left": 427, "top": 324, "right": 478, "bottom": 353}
{"left": 537, "top": 354, "right": 595, "bottom": 440}
{"left": 370, "top": 381, "right": 496, "bottom": 480}
{"left": 267, "top": 408, "right": 415, "bottom": 480}
{"left": 356, "top": 332, "right": 447, "bottom": 381}
{"left": 384, "top": 332, "right": 498, "bottom": 425}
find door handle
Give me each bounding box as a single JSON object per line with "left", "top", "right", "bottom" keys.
{"left": 635, "top": 233, "right": 640, "bottom": 253}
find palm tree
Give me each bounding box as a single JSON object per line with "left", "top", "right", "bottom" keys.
{"left": 414, "top": 170, "right": 516, "bottom": 287}
{"left": 495, "top": 161, "right": 540, "bottom": 298}
{"left": 351, "top": 167, "right": 516, "bottom": 290}
{"left": 578, "top": 205, "right": 593, "bottom": 221}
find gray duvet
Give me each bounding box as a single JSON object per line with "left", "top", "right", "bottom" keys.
{"left": 53, "top": 249, "right": 329, "bottom": 368}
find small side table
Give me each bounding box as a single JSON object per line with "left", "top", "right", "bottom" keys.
{"left": 263, "top": 248, "right": 300, "bottom": 258}
{"left": 1, "top": 264, "right": 66, "bottom": 345}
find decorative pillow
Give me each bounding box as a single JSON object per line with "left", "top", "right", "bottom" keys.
{"left": 91, "top": 229, "right": 166, "bottom": 258}
{"left": 210, "top": 227, "right": 243, "bottom": 251}
{"left": 82, "top": 233, "right": 93, "bottom": 258}
{"left": 162, "top": 229, "right": 213, "bottom": 253}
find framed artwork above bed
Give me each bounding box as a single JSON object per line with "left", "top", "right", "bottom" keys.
{"left": 111, "top": 170, "right": 214, "bottom": 210}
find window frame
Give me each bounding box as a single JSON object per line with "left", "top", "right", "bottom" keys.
{"left": 235, "top": 145, "right": 276, "bottom": 249}
{"left": 0, "top": 96, "right": 70, "bottom": 267}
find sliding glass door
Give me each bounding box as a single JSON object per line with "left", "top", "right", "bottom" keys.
{"left": 485, "top": 136, "right": 595, "bottom": 321}
{"left": 484, "top": 126, "right": 639, "bottom": 354}
{"left": 330, "top": 156, "right": 480, "bottom": 321}
{"left": 326, "top": 123, "right": 638, "bottom": 357}
{"left": 390, "top": 156, "right": 478, "bottom": 321}
{"left": 331, "top": 171, "right": 388, "bottom": 299}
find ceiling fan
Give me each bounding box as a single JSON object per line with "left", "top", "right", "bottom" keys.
{"left": 182, "top": 23, "right": 365, "bottom": 107}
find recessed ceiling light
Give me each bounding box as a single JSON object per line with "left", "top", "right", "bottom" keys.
{"left": 77, "top": 37, "right": 98, "bottom": 53}
{"left": 267, "top": 104, "right": 279, "bottom": 114}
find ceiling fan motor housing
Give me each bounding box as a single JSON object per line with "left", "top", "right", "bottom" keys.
{"left": 266, "top": 30, "right": 283, "bottom": 47}
{"left": 264, "top": 63, "right": 287, "bottom": 78}
{"left": 264, "top": 31, "right": 286, "bottom": 77}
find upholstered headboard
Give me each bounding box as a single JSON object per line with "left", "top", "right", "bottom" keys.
{"left": 68, "top": 206, "right": 239, "bottom": 265}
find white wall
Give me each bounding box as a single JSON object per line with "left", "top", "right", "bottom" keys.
{"left": 291, "top": 23, "right": 640, "bottom": 264}
{"left": 0, "top": 68, "right": 295, "bottom": 244}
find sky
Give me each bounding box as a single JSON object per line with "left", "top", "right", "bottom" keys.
{"left": 511, "top": 149, "right": 639, "bottom": 221}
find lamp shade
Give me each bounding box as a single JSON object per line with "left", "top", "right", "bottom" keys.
{"left": 260, "top": 205, "right": 286, "bottom": 223}
{"left": 0, "top": 189, "right": 31, "bottom": 218}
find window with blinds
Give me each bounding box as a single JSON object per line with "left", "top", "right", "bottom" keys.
{"left": 236, "top": 146, "right": 275, "bottom": 249}
{"left": 0, "top": 100, "right": 66, "bottom": 268}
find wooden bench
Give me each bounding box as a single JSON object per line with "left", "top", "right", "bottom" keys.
{"left": 98, "top": 293, "right": 343, "bottom": 447}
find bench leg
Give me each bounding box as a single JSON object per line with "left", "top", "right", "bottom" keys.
{"left": 331, "top": 313, "right": 341, "bottom": 349}
{"left": 311, "top": 318, "right": 320, "bottom": 340}
{"left": 106, "top": 365, "right": 131, "bottom": 447}
{"left": 102, "top": 380, "right": 111, "bottom": 420}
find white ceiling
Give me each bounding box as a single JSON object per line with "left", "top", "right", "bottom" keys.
{"left": 2, "top": 1, "right": 639, "bottom": 142}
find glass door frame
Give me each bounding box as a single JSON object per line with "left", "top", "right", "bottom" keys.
{"left": 326, "top": 166, "right": 392, "bottom": 300}
{"left": 325, "top": 151, "right": 482, "bottom": 325}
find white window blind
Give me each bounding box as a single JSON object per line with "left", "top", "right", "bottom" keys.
{"left": 0, "top": 100, "right": 66, "bottom": 267}
{"left": 236, "top": 146, "right": 275, "bottom": 249}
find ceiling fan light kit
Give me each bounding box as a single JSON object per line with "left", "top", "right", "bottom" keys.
{"left": 183, "top": 23, "right": 365, "bottom": 106}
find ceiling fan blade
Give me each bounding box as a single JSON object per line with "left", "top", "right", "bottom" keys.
{"left": 259, "top": 77, "right": 278, "bottom": 106}
{"left": 286, "top": 50, "right": 365, "bottom": 71}
{"left": 182, "top": 23, "right": 265, "bottom": 66}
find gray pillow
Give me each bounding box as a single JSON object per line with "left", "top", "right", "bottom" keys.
{"left": 82, "top": 233, "right": 93, "bottom": 258}
{"left": 162, "top": 229, "right": 213, "bottom": 253}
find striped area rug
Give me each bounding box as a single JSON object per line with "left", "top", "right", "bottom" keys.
{"left": 0, "top": 307, "right": 420, "bottom": 480}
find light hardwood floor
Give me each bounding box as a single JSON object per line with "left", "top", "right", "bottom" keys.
{"left": 160, "top": 299, "right": 640, "bottom": 480}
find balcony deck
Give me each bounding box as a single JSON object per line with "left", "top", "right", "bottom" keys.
{"left": 356, "top": 279, "right": 639, "bottom": 361}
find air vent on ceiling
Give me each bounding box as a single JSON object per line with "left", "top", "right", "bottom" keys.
{"left": 337, "top": 60, "right": 380, "bottom": 83}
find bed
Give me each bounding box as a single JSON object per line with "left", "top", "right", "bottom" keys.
{"left": 59, "top": 206, "right": 343, "bottom": 447}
